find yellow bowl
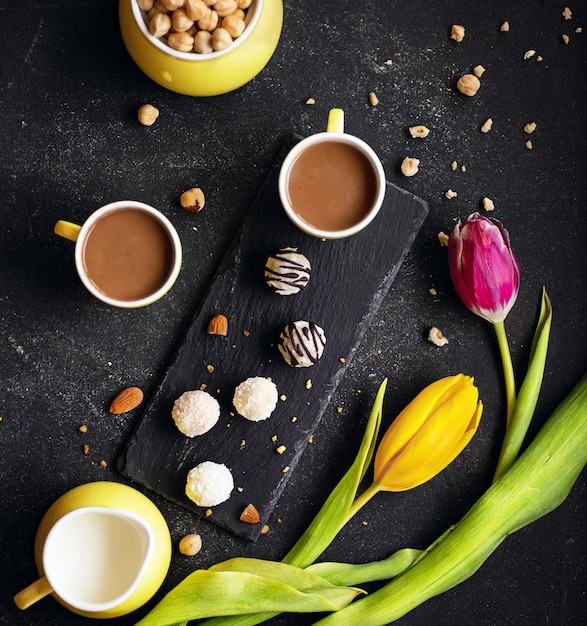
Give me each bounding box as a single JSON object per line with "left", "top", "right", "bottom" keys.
{"left": 119, "top": 0, "right": 283, "bottom": 96}
{"left": 33, "top": 482, "right": 172, "bottom": 619}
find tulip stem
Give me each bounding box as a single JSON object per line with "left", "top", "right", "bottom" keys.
{"left": 492, "top": 320, "right": 516, "bottom": 426}
{"left": 343, "top": 482, "right": 382, "bottom": 526}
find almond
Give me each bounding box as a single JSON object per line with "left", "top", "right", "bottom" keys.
{"left": 208, "top": 314, "right": 228, "bottom": 336}
{"left": 239, "top": 503, "right": 260, "bottom": 524}
{"left": 109, "top": 386, "right": 144, "bottom": 414}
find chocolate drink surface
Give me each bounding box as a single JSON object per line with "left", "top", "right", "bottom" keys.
{"left": 82, "top": 209, "right": 173, "bottom": 301}
{"left": 286, "top": 141, "right": 378, "bottom": 231}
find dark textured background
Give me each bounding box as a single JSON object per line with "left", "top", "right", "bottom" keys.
{"left": 1, "top": 1, "right": 585, "bottom": 625}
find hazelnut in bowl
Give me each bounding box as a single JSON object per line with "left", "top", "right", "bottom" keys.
{"left": 119, "top": 0, "right": 283, "bottom": 96}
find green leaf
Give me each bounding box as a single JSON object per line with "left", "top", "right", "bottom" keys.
{"left": 493, "top": 288, "right": 552, "bottom": 480}
{"left": 306, "top": 548, "right": 422, "bottom": 586}
{"left": 134, "top": 567, "right": 364, "bottom": 626}
{"left": 282, "top": 379, "right": 387, "bottom": 568}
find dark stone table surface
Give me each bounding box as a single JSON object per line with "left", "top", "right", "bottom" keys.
{"left": 1, "top": 1, "right": 585, "bottom": 625}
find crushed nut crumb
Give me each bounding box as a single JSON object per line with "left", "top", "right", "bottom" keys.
{"left": 336, "top": 407, "right": 343, "bottom": 413}
{"left": 261, "top": 524, "right": 270, "bottom": 534}
{"left": 276, "top": 445, "right": 286, "bottom": 454}
{"left": 525, "top": 140, "right": 533, "bottom": 149}
{"left": 305, "top": 97, "right": 316, "bottom": 105}
{"left": 242, "top": 330, "right": 250, "bottom": 337}
{"left": 428, "top": 327, "right": 449, "bottom": 346}
{"left": 450, "top": 24, "right": 465, "bottom": 42}
{"left": 429, "top": 287, "right": 438, "bottom": 296}
{"left": 200, "top": 383, "right": 208, "bottom": 391}
{"left": 409, "top": 125, "right": 430, "bottom": 138}
{"left": 83, "top": 444, "right": 90, "bottom": 455}
{"left": 339, "top": 357, "right": 346, "bottom": 363}
{"left": 291, "top": 416, "right": 297, "bottom": 422}
{"left": 524, "top": 122, "right": 537, "bottom": 134}
{"left": 562, "top": 7, "right": 572, "bottom": 20}
{"left": 481, "top": 118, "right": 493, "bottom": 133}
{"left": 368, "top": 91, "right": 379, "bottom": 106}
{"left": 99, "top": 460, "right": 107, "bottom": 468}
{"left": 280, "top": 394, "right": 287, "bottom": 401}
{"left": 401, "top": 157, "right": 420, "bottom": 176}
{"left": 562, "top": 34, "right": 570, "bottom": 44}
{"left": 79, "top": 424, "right": 88, "bottom": 433}
{"left": 438, "top": 231, "right": 449, "bottom": 246}
{"left": 524, "top": 49, "right": 536, "bottom": 59}
{"left": 271, "top": 435, "right": 278, "bottom": 442}
{"left": 445, "top": 189, "right": 458, "bottom": 199}
{"left": 281, "top": 466, "right": 290, "bottom": 474}
{"left": 451, "top": 160, "right": 458, "bottom": 171}
{"left": 473, "top": 65, "right": 486, "bottom": 77}
{"left": 305, "top": 379, "right": 312, "bottom": 389}
{"left": 205, "top": 509, "right": 213, "bottom": 517}
{"left": 206, "top": 364, "right": 214, "bottom": 373}
{"left": 240, "top": 439, "right": 246, "bottom": 447}
{"left": 500, "top": 21, "right": 510, "bottom": 32}
{"left": 483, "top": 197, "right": 495, "bottom": 211}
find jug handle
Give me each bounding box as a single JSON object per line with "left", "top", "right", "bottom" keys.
{"left": 14, "top": 576, "right": 53, "bottom": 610}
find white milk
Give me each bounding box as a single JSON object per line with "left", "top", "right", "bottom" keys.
{"left": 43, "top": 507, "right": 152, "bottom": 611}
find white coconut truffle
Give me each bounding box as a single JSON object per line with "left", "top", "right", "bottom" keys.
{"left": 172, "top": 390, "right": 220, "bottom": 437}
{"left": 264, "top": 247, "right": 312, "bottom": 295}
{"left": 278, "top": 320, "right": 326, "bottom": 367}
{"left": 233, "top": 376, "right": 278, "bottom": 422}
{"left": 185, "top": 461, "right": 234, "bottom": 507}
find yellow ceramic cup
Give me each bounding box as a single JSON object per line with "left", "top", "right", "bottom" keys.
{"left": 119, "top": 0, "right": 283, "bottom": 96}
{"left": 14, "top": 482, "right": 172, "bottom": 619}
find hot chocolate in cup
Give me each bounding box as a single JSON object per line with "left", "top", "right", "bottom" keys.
{"left": 54, "top": 201, "right": 182, "bottom": 308}
{"left": 279, "top": 109, "right": 386, "bottom": 239}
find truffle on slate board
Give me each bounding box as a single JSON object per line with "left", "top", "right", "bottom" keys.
{"left": 185, "top": 461, "right": 234, "bottom": 507}
{"left": 264, "top": 247, "right": 312, "bottom": 295}
{"left": 172, "top": 390, "right": 220, "bottom": 437}
{"left": 278, "top": 320, "right": 326, "bottom": 367}
{"left": 233, "top": 376, "right": 278, "bottom": 421}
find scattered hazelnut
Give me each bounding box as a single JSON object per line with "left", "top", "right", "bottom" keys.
{"left": 483, "top": 197, "right": 495, "bottom": 211}
{"left": 438, "top": 232, "right": 449, "bottom": 247}
{"left": 428, "top": 327, "right": 449, "bottom": 347}
{"left": 457, "top": 73, "right": 481, "bottom": 96}
{"left": 137, "top": 104, "right": 159, "bottom": 126}
{"left": 401, "top": 156, "right": 420, "bottom": 176}
{"left": 180, "top": 187, "right": 205, "bottom": 212}
{"left": 179, "top": 533, "right": 202, "bottom": 556}
{"left": 450, "top": 24, "right": 465, "bottom": 42}
{"left": 409, "top": 125, "right": 430, "bottom": 138}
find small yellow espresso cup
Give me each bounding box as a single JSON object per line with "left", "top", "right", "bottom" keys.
{"left": 55, "top": 201, "right": 182, "bottom": 308}
{"left": 278, "top": 109, "right": 386, "bottom": 239}
{"left": 14, "top": 482, "right": 172, "bottom": 619}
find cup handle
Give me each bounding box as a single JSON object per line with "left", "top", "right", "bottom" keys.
{"left": 54, "top": 220, "right": 81, "bottom": 242}
{"left": 326, "top": 108, "right": 344, "bottom": 133}
{"left": 14, "top": 576, "right": 53, "bottom": 610}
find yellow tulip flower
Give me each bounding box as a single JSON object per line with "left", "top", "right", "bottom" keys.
{"left": 374, "top": 374, "right": 483, "bottom": 491}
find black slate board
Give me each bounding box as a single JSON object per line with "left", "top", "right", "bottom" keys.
{"left": 118, "top": 134, "right": 429, "bottom": 540}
